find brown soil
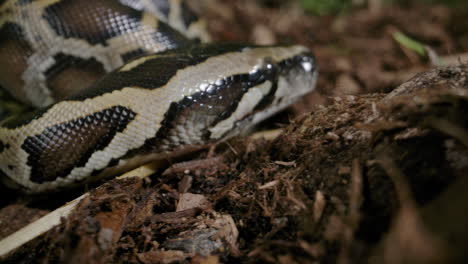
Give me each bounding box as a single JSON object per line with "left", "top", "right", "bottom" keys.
{"left": 1, "top": 0, "right": 468, "bottom": 263}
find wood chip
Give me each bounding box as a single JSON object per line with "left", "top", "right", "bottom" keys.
{"left": 274, "top": 160, "right": 296, "bottom": 167}
{"left": 258, "top": 180, "right": 279, "bottom": 190}
{"left": 176, "top": 193, "right": 212, "bottom": 212}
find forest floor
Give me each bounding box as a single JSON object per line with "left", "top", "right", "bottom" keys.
{"left": 1, "top": 0, "right": 468, "bottom": 263}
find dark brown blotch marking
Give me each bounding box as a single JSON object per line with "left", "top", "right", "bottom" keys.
{"left": 43, "top": 0, "right": 189, "bottom": 51}
{"left": 22, "top": 106, "right": 136, "bottom": 183}
{"left": 0, "top": 22, "right": 34, "bottom": 103}
{"left": 45, "top": 53, "right": 106, "bottom": 100}
{"left": 43, "top": 0, "right": 142, "bottom": 45}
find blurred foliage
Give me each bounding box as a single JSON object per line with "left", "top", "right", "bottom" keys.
{"left": 298, "top": 0, "right": 467, "bottom": 15}
{"left": 390, "top": 0, "right": 468, "bottom": 5}
{"left": 299, "top": 0, "right": 351, "bottom": 15}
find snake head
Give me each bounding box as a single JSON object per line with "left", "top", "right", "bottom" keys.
{"left": 235, "top": 45, "right": 318, "bottom": 132}
{"left": 181, "top": 44, "right": 318, "bottom": 140}
{"left": 113, "top": 43, "right": 318, "bottom": 146}
{"left": 130, "top": 43, "right": 319, "bottom": 145}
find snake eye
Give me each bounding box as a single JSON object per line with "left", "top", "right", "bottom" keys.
{"left": 248, "top": 68, "right": 263, "bottom": 83}
{"left": 250, "top": 57, "right": 277, "bottom": 83}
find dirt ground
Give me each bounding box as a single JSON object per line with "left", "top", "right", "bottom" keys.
{"left": 1, "top": 0, "right": 468, "bottom": 263}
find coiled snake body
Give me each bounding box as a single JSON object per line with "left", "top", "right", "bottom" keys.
{"left": 0, "top": 0, "right": 317, "bottom": 193}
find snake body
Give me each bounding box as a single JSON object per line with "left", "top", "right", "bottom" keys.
{"left": 0, "top": 0, "right": 318, "bottom": 193}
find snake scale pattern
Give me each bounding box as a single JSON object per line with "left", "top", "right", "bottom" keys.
{"left": 0, "top": 0, "right": 318, "bottom": 193}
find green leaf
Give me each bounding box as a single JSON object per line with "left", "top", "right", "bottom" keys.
{"left": 392, "top": 31, "right": 426, "bottom": 56}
